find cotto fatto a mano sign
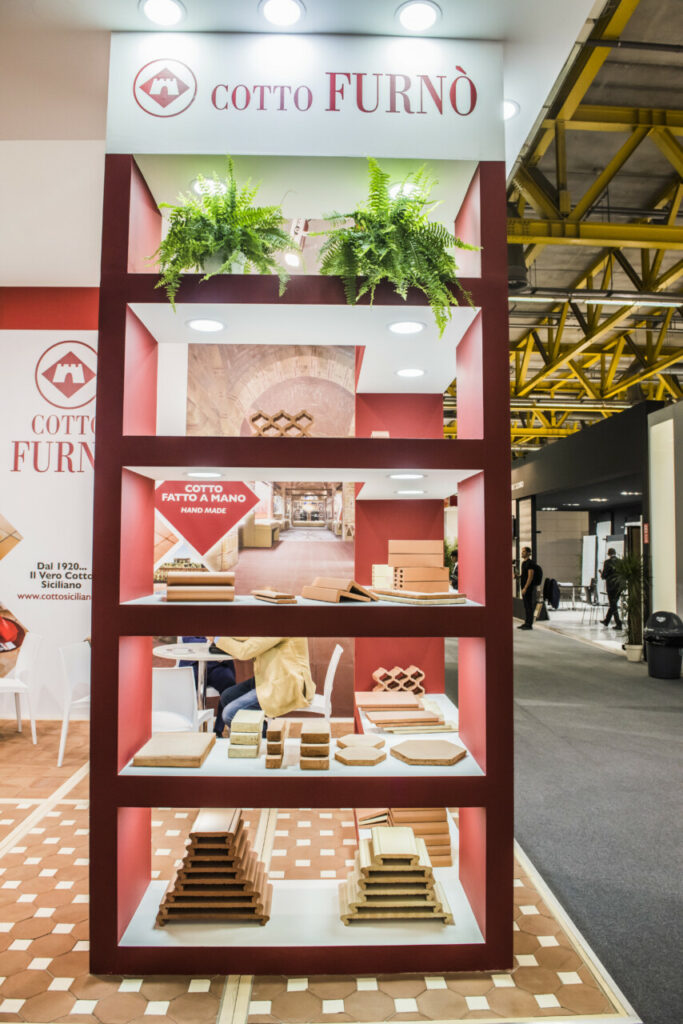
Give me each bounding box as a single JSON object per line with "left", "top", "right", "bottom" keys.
{"left": 155, "top": 481, "right": 259, "bottom": 556}
{"left": 106, "top": 33, "right": 504, "bottom": 159}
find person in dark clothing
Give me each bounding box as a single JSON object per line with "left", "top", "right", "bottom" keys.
{"left": 600, "top": 548, "right": 623, "bottom": 629}
{"left": 179, "top": 636, "right": 237, "bottom": 696}
{"left": 518, "top": 546, "right": 539, "bottom": 630}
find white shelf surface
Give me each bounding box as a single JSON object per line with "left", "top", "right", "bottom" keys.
{"left": 122, "top": 694, "right": 483, "bottom": 779}
{"left": 122, "top": 591, "right": 482, "bottom": 609}
{"left": 121, "top": 874, "right": 483, "bottom": 949}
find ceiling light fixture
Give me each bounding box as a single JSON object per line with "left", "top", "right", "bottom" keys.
{"left": 186, "top": 318, "right": 224, "bottom": 332}
{"left": 260, "top": 0, "right": 304, "bottom": 27}
{"left": 396, "top": 489, "right": 426, "bottom": 495}
{"left": 388, "top": 321, "right": 426, "bottom": 335}
{"left": 191, "top": 177, "right": 227, "bottom": 197}
{"left": 390, "top": 473, "right": 425, "bottom": 480}
{"left": 396, "top": 1, "right": 441, "bottom": 32}
{"left": 541, "top": 507, "right": 558, "bottom": 511}
{"left": 503, "top": 99, "right": 520, "bottom": 120}
{"left": 185, "top": 471, "right": 223, "bottom": 479}
{"left": 396, "top": 367, "right": 425, "bottom": 378}
{"left": 620, "top": 490, "right": 642, "bottom": 496}
{"left": 589, "top": 498, "right": 608, "bottom": 503}
{"left": 284, "top": 252, "right": 301, "bottom": 267}
{"left": 564, "top": 503, "right": 580, "bottom": 507}
{"left": 140, "top": 0, "right": 185, "bottom": 26}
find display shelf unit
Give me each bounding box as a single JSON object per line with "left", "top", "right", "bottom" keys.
{"left": 91, "top": 154, "right": 512, "bottom": 975}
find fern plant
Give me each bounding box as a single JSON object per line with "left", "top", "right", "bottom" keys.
{"left": 317, "top": 158, "right": 477, "bottom": 335}
{"left": 155, "top": 160, "right": 293, "bottom": 306}
{"left": 612, "top": 553, "right": 648, "bottom": 647}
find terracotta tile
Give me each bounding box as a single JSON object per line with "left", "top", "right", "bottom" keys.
{"left": 512, "top": 965, "right": 561, "bottom": 994}
{"left": 316, "top": 1014, "right": 352, "bottom": 1023}
{"left": 307, "top": 977, "right": 357, "bottom": 999}
{"left": 557, "top": 983, "right": 612, "bottom": 1013}
{"left": 270, "top": 990, "right": 323, "bottom": 1021}
{"left": 249, "top": 1016, "right": 279, "bottom": 1024}
{"left": 0, "top": 968, "right": 53, "bottom": 999}
{"left": 70, "top": 974, "right": 120, "bottom": 999}
{"left": 487, "top": 985, "right": 540, "bottom": 1016}
{"left": 378, "top": 976, "right": 427, "bottom": 998}
{"left": 576, "top": 964, "right": 602, "bottom": 988}
{"left": 535, "top": 944, "right": 583, "bottom": 971}
{"left": 52, "top": 904, "right": 89, "bottom": 924}
{"left": 512, "top": 930, "right": 540, "bottom": 955}
{"left": 343, "top": 990, "right": 397, "bottom": 1021}
{"left": 91, "top": 992, "right": 148, "bottom": 1023}
{"left": 0, "top": 950, "right": 32, "bottom": 973}
{"left": 20, "top": 990, "right": 75, "bottom": 1021}
{"left": 444, "top": 974, "right": 492, "bottom": 996}
{"left": 166, "top": 992, "right": 221, "bottom": 1023}
{"left": 251, "top": 977, "right": 287, "bottom": 1000}
{"left": 27, "top": 932, "right": 76, "bottom": 957}
{"left": 517, "top": 913, "right": 562, "bottom": 936}
{"left": 139, "top": 977, "right": 192, "bottom": 1000}
{"left": 389, "top": 1013, "right": 429, "bottom": 1021}
{"left": 415, "top": 988, "right": 469, "bottom": 1019}
{"left": 461, "top": 1011, "right": 494, "bottom": 1020}
{"left": 48, "top": 950, "right": 89, "bottom": 977}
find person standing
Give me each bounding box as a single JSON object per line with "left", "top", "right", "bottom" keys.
{"left": 600, "top": 547, "right": 623, "bottom": 629}
{"left": 518, "top": 546, "right": 540, "bottom": 630}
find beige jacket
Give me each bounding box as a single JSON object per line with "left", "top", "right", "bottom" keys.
{"left": 214, "top": 636, "right": 315, "bottom": 718}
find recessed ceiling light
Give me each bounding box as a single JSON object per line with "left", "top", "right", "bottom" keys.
{"left": 541, "top": 507, "right": 558, "bottom": 511}
{"left": 139, "top": 0, "right": 185, "bottom": 26}
{"left": 260, "top": 0, "right": 304, "bottom": 27}
{"left": 620, "top": 490, "right": 642, "bottom": 496}
{"left": 564, "top": 503, "right": 580, "bottom": 507}
{"left": 396, "top": 1, "right": 441, "bottom": 32}
{"left": 396, "top": 489, "right": 426, "bottom": 495}
{"left": 503, "top": 99, "right": 520, "bottom": 121}
{"left": 192, "top": 177, "right": 227, "bottom": 197}
{"left": 186, "top": 318, "right": 224, "bottom": 333}
{"left": 589, "top": 497, "right": 608, "bottom": 503}
{"left": 396, "top": 368, "right": 425, "bottom": 378}
{"left": 389, "top": 473, "right": 425, "bottom": 480}
{"left": 185, "top": 471, "right": 222, "bottom": 479}
{"left": 388, "top": 321, "right": 426, "bottom": 335}
{"left": 389, "top": 182, "right": 420, "bottom": 200}
{"left": 284, "top": 252, "right": 301, "bottom": 267}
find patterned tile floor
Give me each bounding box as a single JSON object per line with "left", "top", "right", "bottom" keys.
{"left": 0, "top": 720, "right": 637, "bottom": 1023}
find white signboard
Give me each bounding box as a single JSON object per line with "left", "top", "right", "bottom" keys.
{"left": 107, "top": 33, "right": 504, "bottom": 159}
{"left": 0, "top": 331, "right": 96, "bottom": 717}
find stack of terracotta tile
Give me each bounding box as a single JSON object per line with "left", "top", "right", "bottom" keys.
{"left": 372, "top": 665, "right": 426, "bottom": 694}
{"left": 301, "top": 577, "right": 377, "bottom": 603}
{"left": 339, "top": 826, "right": 453, "bottom": 924}
{"left": 389, "top": 807, "right": 452, "bottom": 866}
{"left": 388, "top": 540, "right": 450, "bottom": 594}
{"left": 265, "top": 719, "right": 288, "bottom": 769}
{"left": 156, "top": 808, "right": 272, "bottom": 925}
{"left": 166, "top": 570, "right": 235, "bottom": 602}
{"left": 228, "top": 709, "right": 264, "bottom": 758}
{"left": 299, "top": 720, "right": 330, "bottom": 769}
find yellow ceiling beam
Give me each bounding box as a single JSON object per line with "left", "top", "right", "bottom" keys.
{"left": 603, "top": 347, "right": 683, "bottom": 398}
{"left": 508, "top": 218, "right": 683, "bottom": 250}
{"left": 651, "top": 128, "right": 683, "bottom": 179}
{"left": 570, "top": 127, "right": 651, "bottom": 223}
{"left": 547, "top": 105, "right": 683, "bottom": 134}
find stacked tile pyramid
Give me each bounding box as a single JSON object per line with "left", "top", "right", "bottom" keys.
{"left": 156, "top": 808, "right": 272, "bottom": 926}
{"left": 339, "top": 826, "right": 453, "bottom": 924}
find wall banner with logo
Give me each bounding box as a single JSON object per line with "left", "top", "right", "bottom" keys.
{"left": 0, "top": 331, "right": 97, "bottom": 717}
{"left": 106, "top": 32, "right": 504, "bottom": 159}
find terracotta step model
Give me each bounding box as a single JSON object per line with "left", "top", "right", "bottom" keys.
{"left": 389, "top": 807, "right": 453, "bottom": 866}
{"left": 156, "top": 808, "right": 272, "bottom": 925}
{"left": 339, "top": 826, "right": 453, "bottom": 924}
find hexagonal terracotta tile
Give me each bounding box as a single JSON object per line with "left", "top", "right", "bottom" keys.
{"left": 378, "top": 976, "right": 427, "bottom": 998}
{"left": 93, "top": 991, "right": 148, "bottom": 1023}
{"left": 307, "top": 977, "right": 357, "bottom": 999}
{"left": 270, "top": 989, "right": 323, "bottom": 1022}
{"left": 0, "top": 968, "right": 53, "bottom": 999}
{"left": 343, "top": 990, "right": 397, "bottom": 1021}
{"left": 557, "top": 983, "right": 612, "bottom": 1013}
{"left": 512, "top": 965, "right": 561, "bottom": 994}
{"left": 416, "top": 987, "right": 469, "bottom": 1018}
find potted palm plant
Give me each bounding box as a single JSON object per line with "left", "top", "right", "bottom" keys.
{"left": 155, "top": 160, "right": 293, "bottom": 306}
{"left": 612, "top": 553, "right": 647, "bottom": 661}
{"left": 317, "top": 158, "right": 477, "bottom": 336}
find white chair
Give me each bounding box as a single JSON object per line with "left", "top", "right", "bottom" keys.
{"left": 57, "top": 642, "right": 91, "bottom": 767}
{"left": 152, "top": 666, "right": 214, "bottom": 732}
{"left": 0, "top": 632, "right": 41, "bottom": 744}
{"left": 307, "top": 644, "right": 344, "bottom": 719}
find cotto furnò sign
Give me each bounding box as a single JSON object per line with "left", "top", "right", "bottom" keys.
{"left": 154, "top": 481, "right": 259, "bottom": 556}
{"left": 107, "top": 33, "right": 504, "bottom": 159}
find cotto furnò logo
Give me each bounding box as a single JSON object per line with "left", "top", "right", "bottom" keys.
{"left": 133, "top": 58, "right": 197, "bottom": 117}
{"left": 35, "top": 341, "right": 97, "bottom": 410}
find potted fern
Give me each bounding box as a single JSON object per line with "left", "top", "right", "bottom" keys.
{"left": 317, "top": 158, "right": 477, "bottom": 336}
{"left": 613, "top": 553, "right": 647, "bottom": 661}
{"left": 155, "top": 160, "right": 293, "bottom": 306}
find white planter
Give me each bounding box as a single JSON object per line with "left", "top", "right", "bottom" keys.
{"left": 202, "top": 254, "right": 245, "bottom": 275}
{"left": 625, "top": 644, "right": 643, "bottom": 662}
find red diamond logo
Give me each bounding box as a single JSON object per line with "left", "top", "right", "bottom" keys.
{"left": 138, "top": 66, "right": 190, "bottom": 109}
{"left": 155, "top": 481, "right": 260, "bottom": 556}
{"left": 41, "top": 351, "right": 96, "bottom": 399}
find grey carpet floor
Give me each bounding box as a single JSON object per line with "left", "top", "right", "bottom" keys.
{"left": 511, "top": 626, "right": 683, "bottom": 1024}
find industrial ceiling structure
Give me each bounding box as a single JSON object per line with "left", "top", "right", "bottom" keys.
{"left": 487, "top": 0, "right": 682, "bottom": 456}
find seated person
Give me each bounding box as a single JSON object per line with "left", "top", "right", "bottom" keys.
{"left": 179, "top": 635, "right": 236, "bottom": 696}
{"left": 212, "top": 636, "right": 315, "bottom": 737}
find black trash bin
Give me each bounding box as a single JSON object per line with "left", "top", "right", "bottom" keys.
{"left": 644, "top": 611, "right": 683, "bottom": 679}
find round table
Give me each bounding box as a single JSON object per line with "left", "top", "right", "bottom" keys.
{"left": 153, "top": 642, "right": 234, "bottom": 708}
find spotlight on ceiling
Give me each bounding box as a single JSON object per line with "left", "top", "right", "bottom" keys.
{"left": 185, "top": 471, "right": 223, "bottom": 479}
{"left": 395, "top": 368, "right": 425, "bottom": 378}
{"left": 139, "top": 0, "right": 185, "bottom": 26}
{"left": 260, "top": 0, "right": 305, "bottom": 27}
{"left": 186, "top": 318, "right": 224, "bottom": 333}
{"left": 503, "top": 99, "right": 520, "bottom": 120}
{"left": 389, "top": 473, "right": 425, "bottom": 480}
{"left": 396, "top": 1, "right": 441, "bottom": 32}
{"left": 389, "top": 321, "right": 426, "bottom": 335}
